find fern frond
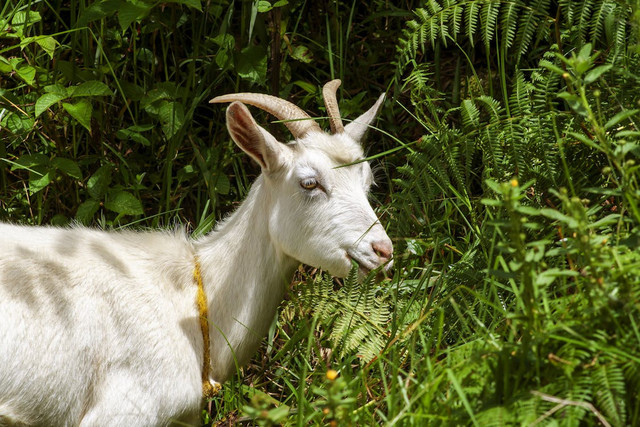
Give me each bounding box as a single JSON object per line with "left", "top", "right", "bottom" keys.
{"left": 515, "top": 0, "right": 550, "bottom": 64}
{"left": 465, "top": 1, "right": 481, "bottom": 48}
{"left": 481, "top": 1, "right": 500, "bottom": 51}
{"left": 300, "top": 269, "right": 392, "bottom": 364}
{"left": 593, "top": 362, "right": 627, "bottom": 426}
{"left": 450, "top": 2, "right": 464, "bottom": 42}
{"left": 461, "top": 99, "right": 480, "bottom": 129}
{"left": 500, "top": 1, "right": 519, "bottom": 49}
{"left": 579, "top": 0, "right": 596, "bottom": 42}
{"left": 590, "top": 1, "right": 616, "bottom": 46}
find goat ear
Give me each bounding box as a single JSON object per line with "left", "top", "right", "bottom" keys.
{"left": 226, "top": 101, "right": 284, "bottom": 172}
{"left": 344, "top": 93, "right": 385, "bottom": 143}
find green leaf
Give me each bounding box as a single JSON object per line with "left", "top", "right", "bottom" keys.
{"left": 15, "top": 64, "right": 36, "bottom": 86}
{"left": 535, "top": 268, "right": 579, "bottom": 286}
{"left": 44, "top": 83, "right": 68, "bottom": 95}
{"left": 11, "top": 153, "right": 50, "bottom": 171}
{"left": 515, "top": 206, "right": 540, "bottom": 216}
{"left": 540, "top": 60, "right": 565, "bottom": 76}
{"left": 605, "top": 109, "right": 640, "bottom": 130}
{"left": 87, "top": 164, "right": 113, "bottom": 199}
{"left": 76, "top": 0, "right": 120, "bottom": 27}
{"left": 158, "top": 101, "right": 184, "bottom": 139}
{"left": 51, "top": 157, "right": 82, "bottom": 179}
{"left": 291, "top": 45, "right": 313, "bottom": 63}
{"left": 128, "top": 123, "right": 154, "bottom": 132}
{"left": 75, "top": 199, "right": 101, "bottom": 225}
{"left": 35, "top": 36, "right": 57, "bottom": 59}
{"left": 577, "top": 43, "right": 593, "bottom": 62}
{"left": 105, "top": 190, "right": 144, "bottom": 215}
{"left": 118, "top": 1, "right": 152, "bottom": 30}
{"left": 588, "top": 214, "right": 620, "bottom": 230}
{"left": 584, "top": 64, "right": 612, "bottom": 84}
{"left": 0, "top": 55, "right": 12, "bottom": 73}
{"left": 63, "top": 99, "right": 93, "bottom": 132}
{"left": 539, "top": 208, "right": 579, "bottom": 228}
{"left": 213, "top": 172, "right": 230, "bottom": 195}
{"left": 257, "top": 1, "right": 272, "bottom": 12}
{"left": 70, "top": 80, "right": 114, "bottom": 97}
{"left": 29, "top": 166, "right": 53, "bottom": 194}
{"left": 11, "top": 11, "right": 42, "bottom": 27}
{"left": 35, "top": 92, "right": 67, "bottom": 117}
{"left": 116, "top": 128, "right": 151, "bottom": 146}
{"left": 164, "top": 0, "right": 202, "bottom": 11}
{"left": 3, "top": 113, "right": 34, "bottom": 135}
{"left": 567, "top": 132, "right": 605, "bottom": 153}
{"left": 120, "top": 81, "right": 145, "bottom": 101}
{"left": 236, "top": 45, "right": 267, "bottom": 85}
{"left": 558, "top": 92, "right": 588, "bottom": 117}
{"left": 19, "top": 36, "right": 58, "bottom": 59}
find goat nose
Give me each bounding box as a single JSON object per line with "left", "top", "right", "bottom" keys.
{"left": 372, "top": 240, "right": 393, "bottom": 262}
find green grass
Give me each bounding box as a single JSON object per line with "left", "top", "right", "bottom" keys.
{"left": 2, "top": 0, "right": 640, "bottom": 425}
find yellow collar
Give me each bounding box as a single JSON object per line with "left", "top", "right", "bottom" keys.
{"left": 193, "top": 256, "right": 220, "bottom": 399}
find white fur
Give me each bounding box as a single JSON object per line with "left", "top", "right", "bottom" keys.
{"left": 0, "top": 100, "right": 392, "bottom": 426}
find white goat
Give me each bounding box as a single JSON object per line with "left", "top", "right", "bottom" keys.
{"left": 0, "top": 80, "right": 393, "bottom": 426}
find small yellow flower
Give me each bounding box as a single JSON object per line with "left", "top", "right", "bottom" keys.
{"left": 326, "top": 369, "right": 338, "bottom": 381}
{"left": 510, "top": 179, "right": 518, "bottom": 187}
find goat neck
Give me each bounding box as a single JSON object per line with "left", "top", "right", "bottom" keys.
{"left": 194, "top": 175, "right": 297, "bottom": 382}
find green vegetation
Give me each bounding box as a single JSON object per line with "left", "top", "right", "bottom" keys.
{"left": 2, "top": 0, "right": 639, "bottom": 424}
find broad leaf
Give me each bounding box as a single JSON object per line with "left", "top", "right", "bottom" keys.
{"left": 29, "top": 166, "right": 53, "bottom": 194}
{"left": 11, "top": 153, "right": 49, "bottom": 171}
{"left": 118, "top": 1, "right": 152, "bottom": 30}
{"left": 11, "top": 11, "right": 42, "bottom": 27}
{"left": 236, "top": 45, "right": 267, "bottom": 85}
{"left": 35, "top": 92, "right": 67, "bottom": 117}
{"left": 87, "top": 164, "right": 113, "bottom": 199}
{"left": 76, "top": 0, "right": 120, "bottom": 27}
{"left": 116, "top": 128, "right": 151, "bottom": 146}
{"left": 15, "top": 64, "right": 36, "bottom": 86}
{"left": 63, "top": 99, "right": 93, "bottom": 132}
{"left": 165, "top": 0, "right": 202, "bottom": 11}
{"left": 52, "top": 157, "right": 82, "bottom": 179}
{"left": 76, "top": 199, "right": 101, "bottom": 225}
{"left": 158, "top": 101, "right": 184, "bottom": 139}
{"left": 105, "top": 190, "right": 144, "bottom": 215}
{"left": 585, "top": 64, "right": 613, "bottom": 84}
{"left": 70, "top": 81, "right": 114, "bottom": 97}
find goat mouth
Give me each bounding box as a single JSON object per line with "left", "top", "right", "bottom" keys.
{"left": 346, "top": 251, "right": 393, "bottom": 279}
{"left": 345, "top": 251, "right": 374, "bottom": 276}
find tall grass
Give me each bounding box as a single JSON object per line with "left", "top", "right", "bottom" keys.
{"left": 2, "top": 0, "right": 639, "bottom": 425}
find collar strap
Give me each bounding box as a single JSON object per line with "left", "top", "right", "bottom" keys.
{"left": 194, "top": 256, "right": 221, "bottom": 399}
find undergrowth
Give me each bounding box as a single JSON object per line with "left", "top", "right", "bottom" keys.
{"left": 2, "top": 0, "right": 639, "bottom": 425}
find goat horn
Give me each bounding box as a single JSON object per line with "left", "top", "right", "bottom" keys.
{"left": 210, "top": 93, "right": 321, "bottom": 139}
{"left": 322, "top": 79, "right": 344, "bottom": 134}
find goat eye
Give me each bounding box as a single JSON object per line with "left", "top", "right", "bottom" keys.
{"left": 300, "top": 178, "right": 318, "bottom": 190}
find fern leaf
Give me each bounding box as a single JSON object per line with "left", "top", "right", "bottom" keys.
{"left": 465, "top": 1, "right": 481, "bottom": 48}
{"left": 590, "top": 0, "right": 615, "bottom": 46}
{"left": 515, "top": 0, "right": 550, "bottom": 64}
{"left": 500, "top": 1, "right": 519, "bottom": 49}
{"left": 593, "top": 363, "right": 627, "bottom": 426}
{"left": 579, "top": 0, "right": 596, "bottom": 42}
{"left": 481, "top": 0, "right": 500, "bottom": 51}
{"left": 450, "top": 3, "right": 463, "bottom": 42}
{"left": 461, "top": 99, "right": 480, "bottom": 129}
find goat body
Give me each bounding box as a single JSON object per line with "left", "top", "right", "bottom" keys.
{"left": 0, "top": 81, "right": 393, "bottom": 426}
